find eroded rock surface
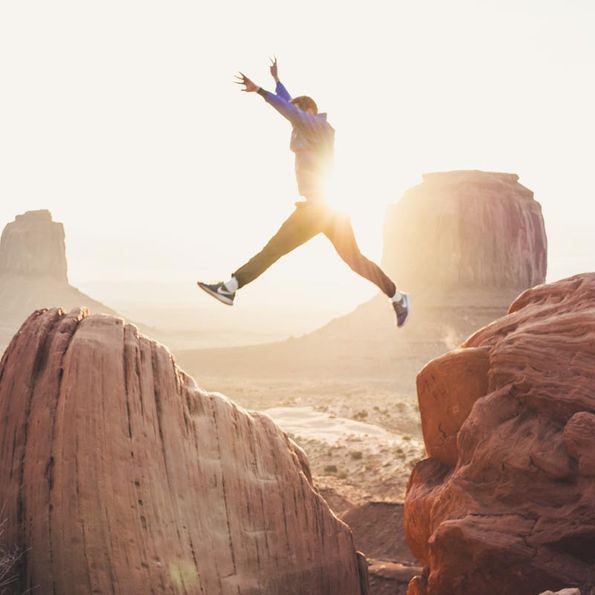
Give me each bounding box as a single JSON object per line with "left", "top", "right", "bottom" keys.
{"left": 0, "top": 308, "right": 366, "bottom": 595}
{"left": 404, "top": 274, "right": 595, "bottom": 595}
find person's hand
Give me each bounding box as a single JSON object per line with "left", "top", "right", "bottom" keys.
{"left": 234, "top": 72, "right": 259, "bottom": 93}
{"left": 269, "top": 56, "right": 279, "bottom": 82}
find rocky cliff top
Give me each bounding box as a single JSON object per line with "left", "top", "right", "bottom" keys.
{"left": 0, "top": 308, "right": 367, "bottom": 594}
{"left": 405, "top": 273, "right": 595, "bottom": 595}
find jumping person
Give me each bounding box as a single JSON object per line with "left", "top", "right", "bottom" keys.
{"left": 198, "top": 58, "right": 410, "bottom": 327}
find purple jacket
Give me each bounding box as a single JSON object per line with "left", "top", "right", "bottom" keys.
{"left": 257, "top": 81, "right": 335, "bottom": 200}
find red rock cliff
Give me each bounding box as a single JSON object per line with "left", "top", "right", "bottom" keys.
{"left": 383, "top": 171, "right": 547, "bottom": 292}
{"left": 404, "top": 274, "right": 595, "bottom": 595}
{"left": 0, "top": 309, "right": 367, "bottom": 595}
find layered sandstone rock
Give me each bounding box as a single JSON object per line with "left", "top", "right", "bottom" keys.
{"left": 383, "top": 171, "right": 547, "bottom": 292}
{"left": 404, "top": 274, "right": 595, "bottom": 595}
{"left": 0, "top": 309, "right": 367, "bottom": 595}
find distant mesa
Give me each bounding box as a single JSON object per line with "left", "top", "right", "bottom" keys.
{"left": 405, "top": 273, "right": 595, "bottom": 594}
{"left": 0, "top": 210, "right": 117, "bottom": 351}
{"left": 0, "top": 308, "right": 368, "bottom": 594}
{"left": 383, "top": 170, "right": 547, "bottom": 293}
{"left": 0, "top": 209, "right": 68, "bottom": 282}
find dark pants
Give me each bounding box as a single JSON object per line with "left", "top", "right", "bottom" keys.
{"left": 232, "top": 201, "right": 397, "bottom": 297}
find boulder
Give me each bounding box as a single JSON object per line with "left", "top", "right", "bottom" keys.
{"left": 0, "top": 308, "right": 367, "bottom": 595}
{"left": 416, "top": 346, "right": 490, "bottom": 465}
{"left": 404, "top": 274, "right": 595, "bottom": 595}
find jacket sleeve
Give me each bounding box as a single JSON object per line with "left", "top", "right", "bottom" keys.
{"left": 275, "top": 80, "right": 292, "bottom": 101}
{"left": 257, "top": 87, "right": 318, "bottom": 130}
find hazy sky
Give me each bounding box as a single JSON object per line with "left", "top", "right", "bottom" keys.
{"left": 1, "top": 1, "right": 593, "bottom": 313}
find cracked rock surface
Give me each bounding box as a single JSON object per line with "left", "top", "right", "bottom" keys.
{"left": 404, "top": 274, "right": 595, "bottom": 595}
{"left": 0, "top": 308, "right": 366, "bottom": 595}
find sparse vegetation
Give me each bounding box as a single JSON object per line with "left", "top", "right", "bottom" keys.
{"left": 324, "top": 464, "right": 338, "bottom": 474}
{"left": 350, "top": 450, "right": 363, "bottom": 460}
{"left": 0, "top": 521, "right": 18, "bottom": 595}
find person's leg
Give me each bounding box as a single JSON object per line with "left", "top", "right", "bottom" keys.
{"left": 323, "top": 210, "right": 397, "bottom": 297}
{"left": 232, "top": 202, "right": 326, "bottom": 289}
{"left": 323, "top": 210, "right": 410, "bottom": 326}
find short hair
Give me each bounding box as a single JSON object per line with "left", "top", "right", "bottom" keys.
{"left": 291, "top": 96, "right": 318, "bottom": 114}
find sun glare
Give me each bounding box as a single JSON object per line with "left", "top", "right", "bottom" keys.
{"left": 323, "top": 159, "right": 365, "bottom": 216}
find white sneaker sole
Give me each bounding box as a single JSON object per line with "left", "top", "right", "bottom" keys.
{"left": 197, "top": 282, "right": 234, "bottom": 306}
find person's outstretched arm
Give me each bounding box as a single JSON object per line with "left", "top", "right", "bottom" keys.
{"left": 235, "top": 71, "right": 319, "bottom": 130}
{"left": 270, "top": 57, "right": 292, "bottom": 101}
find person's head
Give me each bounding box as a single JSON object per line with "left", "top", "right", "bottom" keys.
{"left": 291, "top": 95, "right": 318, "bottom": 114}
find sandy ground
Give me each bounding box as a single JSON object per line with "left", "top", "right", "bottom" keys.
{"left": 204, "top": 376, "right": 425, "bottom": 504}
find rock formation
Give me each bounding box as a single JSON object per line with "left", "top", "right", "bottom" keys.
{"left": 382, "top": 170, "right": 547, "bottom": 292}
{"left": 0, "top": 211, "right": 116, "bottom": 352}
{"left": 0, "top": 308, "right": 367, "bottom": 595}
{"left": 404, "top": 274, "right": 595, "bottom": 595}
{"left": 177, "top": 171, "right": 547, "bottom": 397}
{"left": 0, "top": 210, "right": 68, "bottom": 282}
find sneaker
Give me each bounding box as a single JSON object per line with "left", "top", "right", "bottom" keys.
{"left": 392, "top": 292, "right": 410, "bottom": 327}
{"left": 197, "top": 281, "right": 235, "bottom": 306}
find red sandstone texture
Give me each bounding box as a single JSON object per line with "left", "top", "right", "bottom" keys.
{"left": 383, "top": 170, "right": 547, "bottom": 291}
{"left": 0, "top": 308, "right": 367, "bottom": 595}
{"left": 404, "top": 274, "right": 595, "bottom": 595}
